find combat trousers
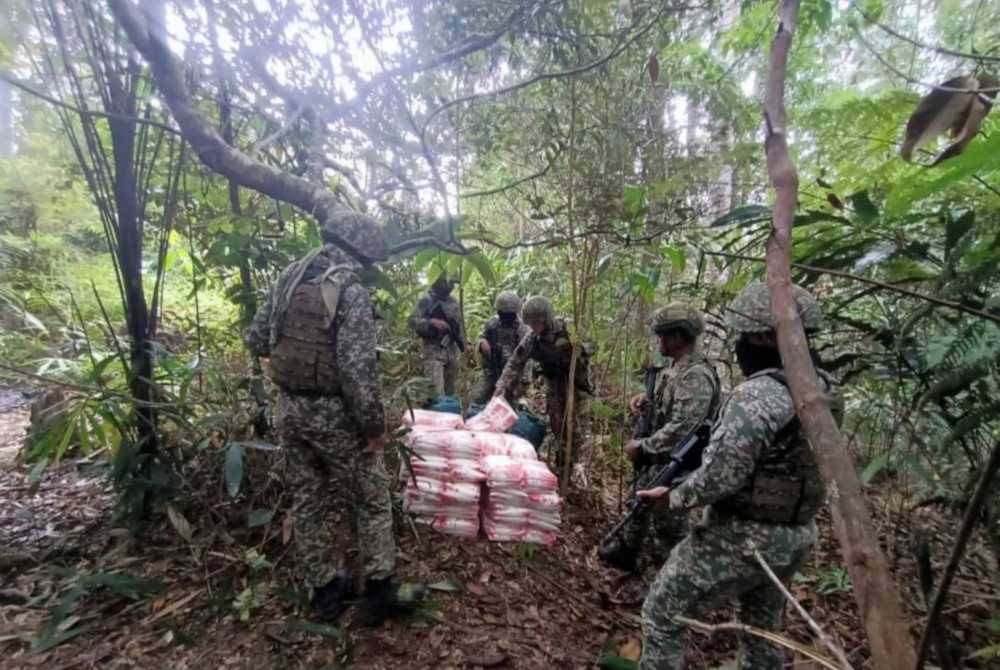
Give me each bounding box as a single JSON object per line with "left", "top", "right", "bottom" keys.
{"left": 639, "top": 514, "right": 815, "bottom": 670}
{"left": 421, "top": 340, "right": 458, "bottom": 396}
{"left": 470, "top": 367, "right": 522, "bottom": 406}
{"left": 619, "top": 463, "right": 689, "bottom": 564}
{"left": 274, "top": 390, "right": 397, "bottom": 588}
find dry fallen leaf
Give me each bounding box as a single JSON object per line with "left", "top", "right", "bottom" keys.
{"left": 900, "top": 74, "right": 998, "bottom": 165}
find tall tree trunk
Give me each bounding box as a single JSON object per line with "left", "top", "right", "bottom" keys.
{"left": 108, "top": 56, "right": 157, "bottom": 457}
{"left": 761, "top": 1, "right": 917, "bottom": 667}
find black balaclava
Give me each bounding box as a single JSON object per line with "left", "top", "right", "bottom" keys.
{"left": 498, "top": 311, "right": 518, "bottom": 326}
{"left": 734, "top": 333, "right": 783, "bottom": 376}
{"left": 431, "top": 275, "right": 452, "bottom": 298}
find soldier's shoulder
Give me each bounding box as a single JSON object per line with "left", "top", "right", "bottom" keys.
{"left": 483, "top": 315, "right": 500, "bottom": 329}
{"left": 729, "top": 373, "right": 793, "bottom": 412}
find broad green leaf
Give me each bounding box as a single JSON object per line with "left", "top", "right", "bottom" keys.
{"left": 360, "top": 265, "right": 399, "bottom": 298}
{"left": 225, "top": 444, "right": 244, "bottom": 498}
{"left": 623, "top": 185, "right": 645, "bottom": 218}
{"left": 28, "top": 457, "right": 49, "bottom": 492}
{"left": 248, "top": 508, "right": 275, "bottom": 528}
{"left": 463, "top": 251, "right": 495, "bottom": 285}
{"left": 708, "top": 205, "right": 770, "bottom": 227}
{"left": 849, "top": 191, "right": 878, "bottom": 223}
{"left": 285, "top": 621, "right": 342, "bottom": 638}
{"left": 661, "top": 245, "right": 686, "bottom": 272}
{"left": 861, "top": 452, "right": 888, "bottom": 485}
{"left": 427, "top": 579, "right": 463, "bottom": 593}
{"left": 945, "top": 211, "right": 975, "bottom": 256}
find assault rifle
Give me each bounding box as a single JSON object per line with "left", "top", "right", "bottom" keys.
{"left": 633, "top": 364, "right": 662, "bottom": 454}
{"left": 429, "top": 300, "right": 467, "bottom": 352}
{"left": 599, "top": 422, "right": 711, "bottom": 550}
{"left": 485, "top": 326, "right": 506, "bottom": 375}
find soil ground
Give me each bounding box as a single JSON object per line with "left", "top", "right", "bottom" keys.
{"left": 0, "top": 385, "right": 997, "bottom": 669}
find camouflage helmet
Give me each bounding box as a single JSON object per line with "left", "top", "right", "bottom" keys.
{"left": 521, "top": 295, "right": 554, "bottom": 326}
{"left": 650, "top": 303, "right": 703, "bottom": 338}
{"left": 320, "top": 208, "right": 389, "bottom": 263}
{"left": 726, "top": 281, "right": 824, "bottom": 334}
{"left": 495, "top": 291, "right": 522, "bottom": 314}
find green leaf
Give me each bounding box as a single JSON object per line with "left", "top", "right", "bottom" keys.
{"left": 971, "top": 643, "right": 1000, "bottom": 660}
{"left": 463, "top": 251, "right": 495, "bottom": 285}
{"left": 28, "top": 457, "right": 49, "bottom": 493}
{"left": 247, "top": 509, "right": 275, "bottom": 528}
{"left": 945, "top": 211, "right": 975, "bottom": 256}
{"left": 413, "top": 248, "right": 439, "bottom": 273}
{"left": 708, "top": 205, "right": 770, "bottom": 227}
{"left": 661, "top": 245, "right": 686, "bottom": 272}
{"left": 224, "top": 444, "right": 243, "bottom": 498}
{"left": 30, "top": 627, "right": 82, "bottom": 655}
{"left": 861, "top": 452, "right": 888, "bottom": 485}
{"left": 597, "top": 654, "right": 639, "bottom": 670}
{"left": 849, "top": 191, "right": 878, "bottom": 223}
{"left": 284, "top": 621, "right": 342, "bottom": 638}
{"left": 623, "top": 184, "right": 645, "bottom": 218}
{"left": 360, "top": 265, "right": 399, "bottom": 298}
{"left": 590, "top": 402, "right": 618, "bottom": 419}
{"left": 427, "top": 579, "right": 464, "bottom": 593}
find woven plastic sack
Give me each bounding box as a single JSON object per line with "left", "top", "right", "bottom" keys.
{"left": 402, "top": 455, "right": 485, "bottom": 484}
{"left": 422, "top": 515, "right": 480, "bottom": 539}
{"left": 486, "top": 489, "right": 561, "bottom": 511}
{"left": 481, "top": 455, "right": 558, "bottom": 491}
{"left": 401, "top": 409, "right": 464, "bottom": 430}
{"left": 463, "top": 396, "right": 518, "bottom": 433}
{"left": 481, "top": 517, "right": 556, "bottom": 545}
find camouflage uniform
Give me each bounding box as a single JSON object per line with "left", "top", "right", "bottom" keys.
{"left": 622, "top": 346, "right": 719, "bottom": 562}
{"left": 247, "top": 243, "right": 396, "bottom": 588}
{"left": 470, "top": 292, "right": 529, "bottom": 405}
{"left": 496, "top": 297, "right": 590, "bottom": 472}
{"left": 639, "top": 283, "right": 840, "bottom": 670}
{"left": 408, "top": 285, "right": 466, "bottom": 396}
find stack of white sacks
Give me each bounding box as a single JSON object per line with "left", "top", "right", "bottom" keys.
{"left": 400, "top": 397, "right": 561, "bottom": 544}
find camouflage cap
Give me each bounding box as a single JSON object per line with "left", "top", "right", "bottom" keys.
{"left": 521, "top": 295, "right": 554, "bottom": 326}
{"left": 650, "top": 303, "right": 704, "bottom": 338}
{"left": 495, "top": 291, "right": 522, "bottom": 314}
{"left": 320, "top": 208, "right": 389, "bottom": 263}
{"left": 726, "top": 281, "right": 824, "bottom": 333}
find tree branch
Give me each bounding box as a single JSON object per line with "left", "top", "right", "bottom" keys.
{"left": 761, "top": 1, "right": 918, "bottom": 668}
{"left": 915, "top": 441, "right": 1000, "bottom": 668}
{"left": 674, "top": 616, "right": 844, "bottom": 670}
{"left": 700, "top": 249, "right": 1000, "bottom": 324}
{"left": 107, "top": 0, "right": 371, "bottom": 258}
{"left": 0, "top": 69, "right": 180, "bottom": 134}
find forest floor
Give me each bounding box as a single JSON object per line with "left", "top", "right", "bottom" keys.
{"left": 0, "top": 384, "right": 998, "bottom": 669}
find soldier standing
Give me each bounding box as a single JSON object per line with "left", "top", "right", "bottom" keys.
{"left": 634, "top": 282, "right": 840, "bottom": 669}
{"left": 246, "top": 211, "right": 421, "bottom": 626}
{"left": 599, "top": 303, "right": 719, "bottom": 573}
{"left": 408, "top": 274, "right": 468, "bottom": 396}
{"left": 470, "top": 291, "right": 529, "bottom": 405}
{"left": 494, "top": 295, "right": 591, "bottom": 474}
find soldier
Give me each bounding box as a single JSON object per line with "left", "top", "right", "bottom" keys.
{"left": 635, "top": 282, "right": 841, "bottom": 669}
{"left": 470, "top": 291, "right": 529, "bottom": 405}
{"left": 599, "top": 303, "right": 719, "bottom": 573}
{"left": 246, "top": 210, "right": 421, "bottom": 627}
{"left": 493, "top": 295, "right": 591, "bottom": 473}
{"left": 408, "top": 274, "right": 468, "bottom": 396}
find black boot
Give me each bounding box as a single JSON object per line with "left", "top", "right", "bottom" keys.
{"left": 360, "top": 577, "right": 426, "bottom": 627}
{"left": 311, "top": 568, "right": 354, "bottom": 622}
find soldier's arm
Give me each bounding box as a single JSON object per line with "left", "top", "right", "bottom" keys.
{"left": 408, "top": 297, "right": 439, "bottom": 338}
{"left": 337, "top": 283, "right": 385, "bottom": 439}
{"left": 667, "top": 382, "right": 773, "bottom": 510}
{"left": 495, "top": 332, "right": 533, "bottom": 394}
{"left": 638, "top": 365, "right": 715, "bottom": 456}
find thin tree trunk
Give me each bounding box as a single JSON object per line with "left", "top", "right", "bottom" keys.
{"left": 761, "top": 1, "right": 917, "bottom": 668}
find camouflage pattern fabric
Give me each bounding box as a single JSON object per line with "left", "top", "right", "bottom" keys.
{"left": 247, "top": 247, "right": 394, "bottom": 588}
{"left": 470, "top": 314, "right": 529, "bottom": 404}
{"left": 639, "top": 369, "right": 841, "bottom": 669}
{"left": 276, "top": 391, "right": 396, "bottom": 586}
{"left": 617, "top": 348, "right": 718, "bottom": 562}
{"left": 497, "top": 317, "right": 586, "bottom": 469}
{"left": 409, "top": 291, "right": 466, "bottom": 396}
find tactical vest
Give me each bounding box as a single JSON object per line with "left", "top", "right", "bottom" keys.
{"left": 716, "top": 370, "right": 828, "bottom": 526}
{"left": 534, "top": 320, "right": 591, "bottom": 391}
{"left": 269, "top": 280, "right": 344, "bottom": 394}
